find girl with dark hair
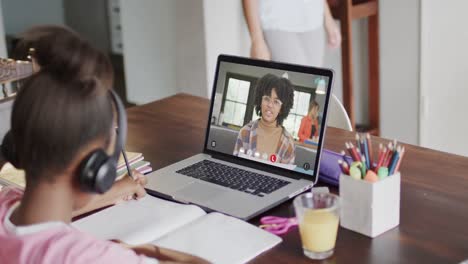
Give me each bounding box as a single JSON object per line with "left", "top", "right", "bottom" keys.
{"left": 0, "top": 25, "right": 208, "bottom": 264}
{"left": 298, "top": 100, "right": 320, "bottom": 143}
{"left": 1, "top": 24, "right": 146, "bottom": 216}
{"left": 233, "top": 73, "right": 296, "bottom": 164}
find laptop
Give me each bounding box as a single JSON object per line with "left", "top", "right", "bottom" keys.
{"left": 146, "top": 55, "right": 334, "bottom": 220}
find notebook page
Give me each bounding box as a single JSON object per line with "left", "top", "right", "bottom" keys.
{"left": 73, "top": 195, "right": 206, "bottom": 245}
{"left": 153, "top": 212, "right": 282, "bottom": 264}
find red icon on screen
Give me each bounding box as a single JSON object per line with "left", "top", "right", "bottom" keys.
{"left": 270, "top": 154, "right": 277, "bottom": 163}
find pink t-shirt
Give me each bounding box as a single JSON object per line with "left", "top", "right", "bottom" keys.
{"left": 0, "top": 187, "right": 157, "bottom": 264}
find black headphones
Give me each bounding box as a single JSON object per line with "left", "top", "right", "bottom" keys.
{"left": 0, "top": 89, "right": 127, "bottom": 194}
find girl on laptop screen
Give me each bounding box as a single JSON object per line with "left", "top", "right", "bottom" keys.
{"left": 233, "top": 73, "right": 296, "bottom": 164}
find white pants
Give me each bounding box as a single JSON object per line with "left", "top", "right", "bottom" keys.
{"left": 263, "top": 26, "right": 325, "bottom": 67}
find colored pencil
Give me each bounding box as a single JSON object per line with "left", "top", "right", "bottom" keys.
{"left": 394, "top": 146, "right": 405, "bottom": 173}
{"left": 383, "top": 142, "right": 393, "bottom": 167}
{"left": 341, "top": 150, "right": 350, "bottom": 166}
{"left": 338, "top": 159, "right": 350, "bottom": 174}
{"left": 355, "top": 134, "right": 361, "bottom": 153}
{"left": 350, "top": 142, "right": 362, "bottom": 161}
{"left": 388, "top": 146, "right": 401, "bottom": 175}
{"left": 346, "top": 142, "right": 359, "bottom": 161}
{"left": 363, "top": 138, "right": 370, "bottom": 169}
{"left": 376, "top": 146, "right": 387, "bottom": 172}
{"left": 360, "top": 137, "right": 365, "bottom": 157}
{"left": 367, "top": 133, "right": 374, "bottom": 169}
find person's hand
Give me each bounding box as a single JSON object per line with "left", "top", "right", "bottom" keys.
{"left": 134, "top": 171, "right": 148, "bottom": 186}
{"left": 118, "top": 171, "right": 148, "bottom": 202}
{"left": 250, "top": 38, "right": 271, "bottom": 60}
{"left": 325, "top": 17, "right": 341, "bottom": 49}
{"left": 112, "top": 241, "right": 210, "bottom": 264}
{"left": 71, "top": 171, "right": 148, "bottom": 217}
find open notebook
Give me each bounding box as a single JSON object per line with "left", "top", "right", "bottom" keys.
{"left": 73, "top": 195, "right": 282, "bottom": 264}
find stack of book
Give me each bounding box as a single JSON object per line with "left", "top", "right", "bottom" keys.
{"left": 116, "top": 151, "right": 152, "bottom": 179}
{"left": 0, "top": 151, "right": 152, "bottom": 189}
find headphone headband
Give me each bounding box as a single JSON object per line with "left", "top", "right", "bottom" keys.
{"left": 77, "top": 89, "right": 128, "bottom": 193}
{"left": 108, "top": 89, "right": 127, "bottom": 165}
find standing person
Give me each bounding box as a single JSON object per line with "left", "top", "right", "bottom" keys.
{"left": 233, "top": 74, "right": 296, "bottom": 164}
{"left": 242, "top": 0, "right": 341, "bottom": 67}
{"left": 298, "top": 100, "right": 320, "bottom": 143}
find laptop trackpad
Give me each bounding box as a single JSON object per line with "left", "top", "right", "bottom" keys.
{"left": 173, "top": 182, "right": 225, "bottom": 203}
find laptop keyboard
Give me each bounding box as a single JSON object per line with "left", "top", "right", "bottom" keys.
{"left": 176, "top": 160, "right": 291, "bottom": 197}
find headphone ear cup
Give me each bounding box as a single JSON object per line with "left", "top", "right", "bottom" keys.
{"left": 79, "top": 149, "right": 116, "bottom": 194}
{"left": 1, "top": 131, "right": 21, "bottom": 168}
{"left": 94, "top": 159, "right": 117, "bottom": 194}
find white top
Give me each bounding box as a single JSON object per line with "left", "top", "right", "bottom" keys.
{"left": 259, "top": 0, "right": 324, "bottom": 32}
{"left": 4, "top": 202, "right": 66, "bottom": 236}
{"left": 4, "top": 201, "right": 158, "bottom": 264}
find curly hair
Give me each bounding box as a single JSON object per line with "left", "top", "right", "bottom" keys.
{"left": 254, "top": 74, "right": 295, "bottom": 126}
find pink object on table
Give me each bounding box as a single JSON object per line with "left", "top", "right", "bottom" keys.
{"left": 259, "top": 216, "right": 298, "bottom": 235}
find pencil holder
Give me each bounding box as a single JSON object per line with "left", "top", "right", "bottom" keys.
{"left": 339, "top": 172, "right": 400, "bottom": 238}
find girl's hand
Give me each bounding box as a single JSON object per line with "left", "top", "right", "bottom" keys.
{"left": 118, "top": 171, "right": 148, "bottom": 202}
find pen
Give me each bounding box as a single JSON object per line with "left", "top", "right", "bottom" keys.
{"left": 121, "top": 150, "right": 133, "bottom": 179}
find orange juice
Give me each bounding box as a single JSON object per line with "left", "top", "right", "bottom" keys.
{"left": 299, "top": 209, "right": 339, "bottom": 252}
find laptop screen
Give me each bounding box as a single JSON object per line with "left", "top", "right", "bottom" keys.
{"left": 205, "top": 55, "right": 333, "bottom": 181}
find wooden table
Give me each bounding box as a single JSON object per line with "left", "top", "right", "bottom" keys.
{"left": 126, "top": 93, "right": 468, "bottom": 264}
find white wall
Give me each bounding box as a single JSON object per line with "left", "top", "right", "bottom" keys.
{"left": 2, "top": 0, "right": 64, "bottom": 36}
{"left": 121, "top": 0, "right": 207, "bottom": 104}
{"left": 420, "top": 0, "right": 468, "bottom": 156}
{"left": 203, "top": 0, "right": 250, "bottom": 97}
{"left": 380, "top": 0, "right": 420, "bottom": 144}
{"left": 0, "top": 2, "right": 7, "bottom": 57}
{"left": 175, "top": 0, "right": 207, "bottom": 98}
{"left": 120, "top": 0, "right": 177, "bottom": 104}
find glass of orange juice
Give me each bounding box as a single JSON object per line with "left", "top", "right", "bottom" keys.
{"left": 293, "top": 192, "right": 340, "bottom": 260}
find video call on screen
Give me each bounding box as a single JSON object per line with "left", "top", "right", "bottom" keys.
{"left": 207, "top": 61, "right": 330, "bottom": 177}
